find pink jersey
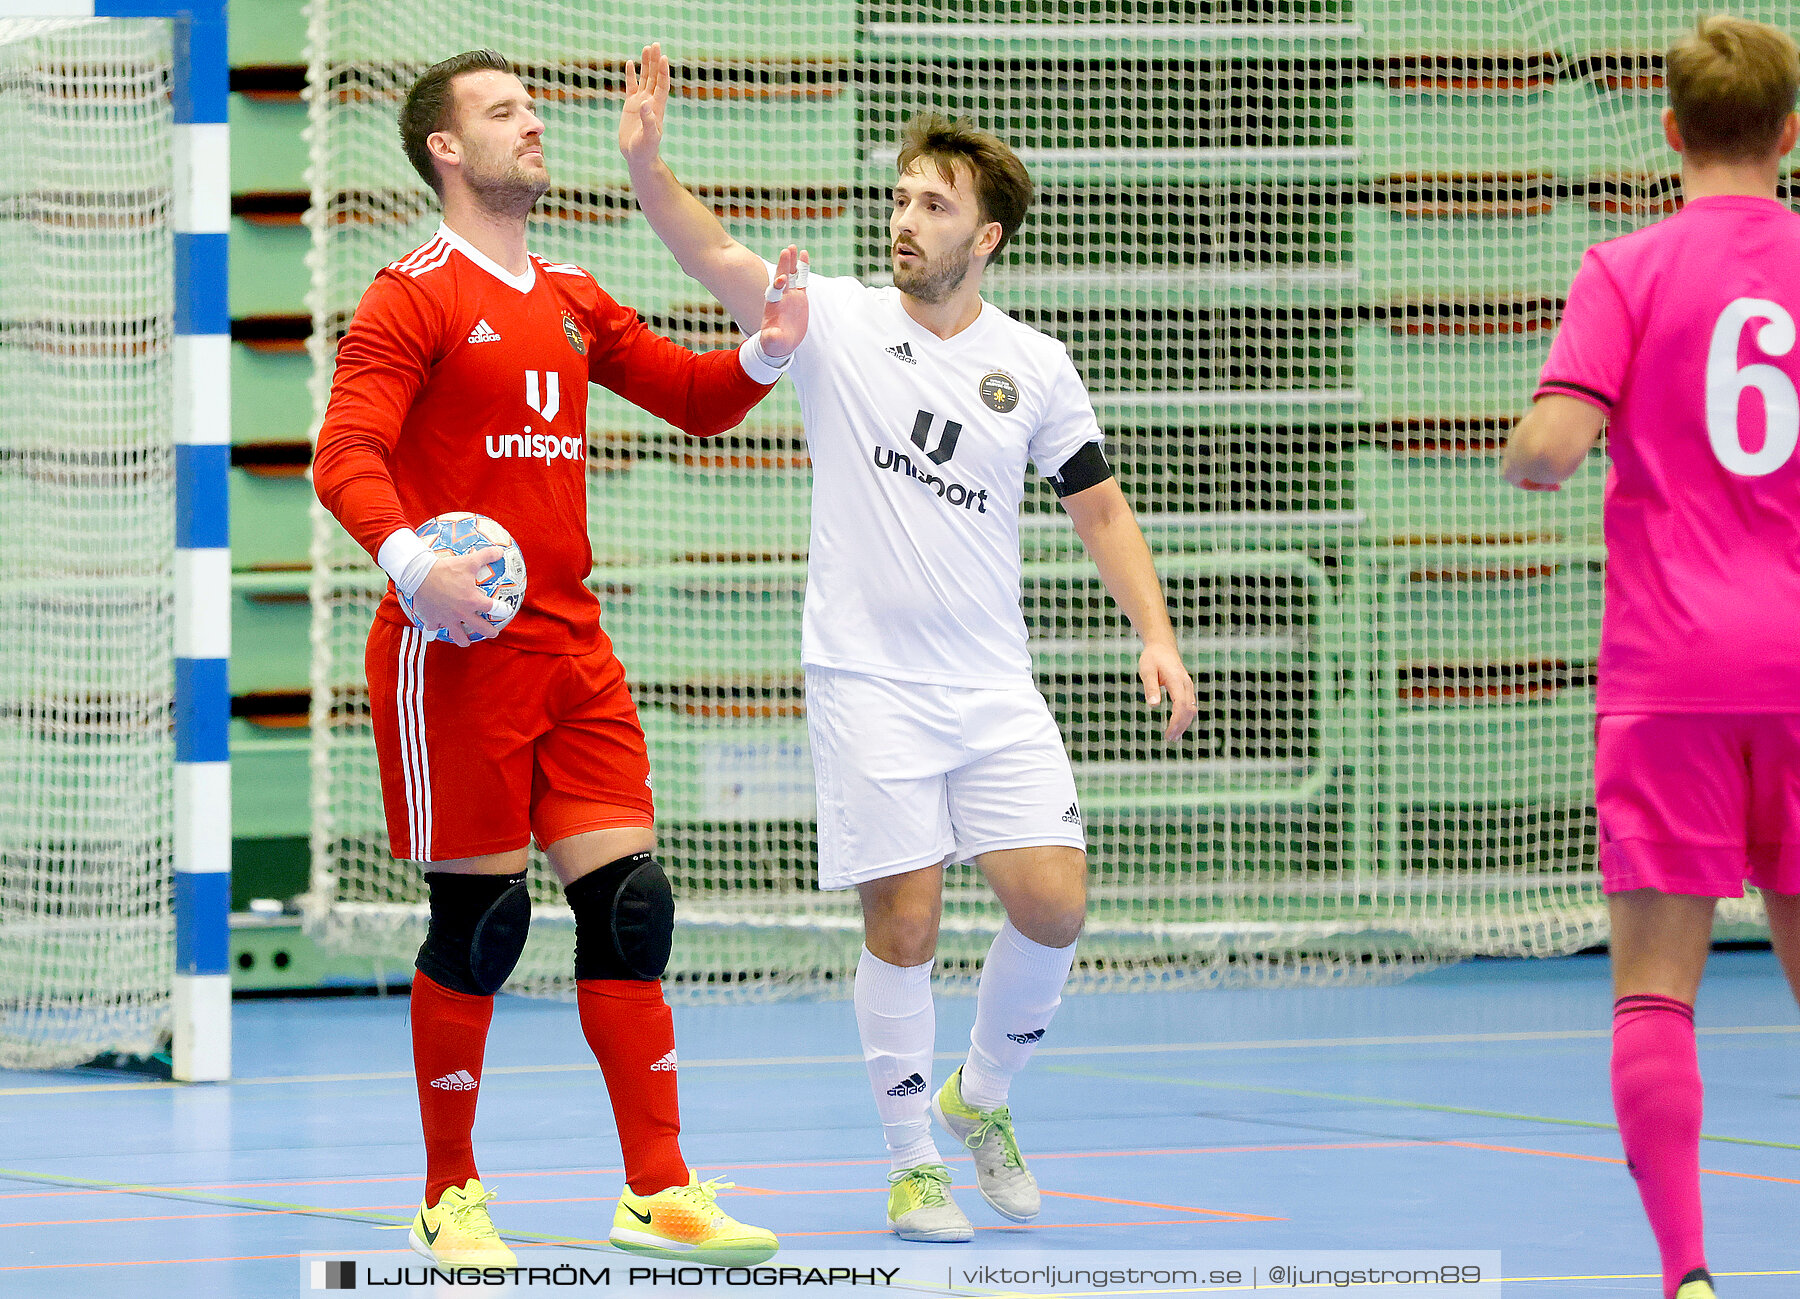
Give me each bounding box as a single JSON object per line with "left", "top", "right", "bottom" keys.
{"left": 1537, "top": 195, "right": 1800, "bottom": 713}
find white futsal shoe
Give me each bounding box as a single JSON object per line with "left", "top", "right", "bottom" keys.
{"left": 931, "top": 1066, "right": 1041, "bottom": 1221}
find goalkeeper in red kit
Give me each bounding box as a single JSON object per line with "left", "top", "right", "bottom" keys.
{"left": 312, "top": 50, "right": 805, "bottom": 1266}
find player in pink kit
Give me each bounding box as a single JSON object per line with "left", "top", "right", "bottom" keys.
{"left": 1503, "top": 16, "right": 1800, "bottom": 1299}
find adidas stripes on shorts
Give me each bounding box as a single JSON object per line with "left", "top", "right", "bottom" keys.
{"left": 365, "top": 617, "right": 654, "bottom": 863}
{"left": 803, "top": 666, "right": 1085, "bottom": 890}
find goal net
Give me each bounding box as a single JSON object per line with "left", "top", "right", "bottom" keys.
{"left": 0, "top": 18, "right": 176, "bottom": 1067}
{"left": 304, "top": 0, "right": 1784, "bottom": 996}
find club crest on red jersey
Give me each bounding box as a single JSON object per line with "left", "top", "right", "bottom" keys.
{"left": 562, "top": 312, "right": 587, "bottom": 355}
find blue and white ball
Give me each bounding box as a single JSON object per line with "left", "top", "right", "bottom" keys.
{"left": 397, "top": 512, "right": 527, "bottom": 644}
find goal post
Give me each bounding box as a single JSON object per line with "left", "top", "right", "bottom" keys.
{"left": 0, "top": 0, "right": 229, "bottom": 1079}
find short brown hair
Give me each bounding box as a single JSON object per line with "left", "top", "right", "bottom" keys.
{"left": 896, "top": 112, "right": 1033, "bottom": 257}
{"left": 1667, "top": 15, "right": 1799, "bottom": 163}
{"left": 400, "top": 49, "right": 512, "bottom": 193}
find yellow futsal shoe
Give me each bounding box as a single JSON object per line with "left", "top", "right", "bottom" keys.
{"left": 886, "top": 1163, "right": 973, "bottom": 1242}
{"left": 1674, "top": 1268, "right": 1717, "bottom": 1299}
{"left": 409, "top": 1178, "right": 517, "bottom": 1266}
{"left": 610, "top": 1172, "right": 779, "bottom": 1265}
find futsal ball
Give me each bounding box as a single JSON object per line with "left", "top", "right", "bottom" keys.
{"left": 397, "top": 512, "right": 527, "bottom": 644}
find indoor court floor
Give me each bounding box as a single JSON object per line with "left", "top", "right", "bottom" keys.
{"left": 1, "top": 951, "right": 1794, "bottom": 1296}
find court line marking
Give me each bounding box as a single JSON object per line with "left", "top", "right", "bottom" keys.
{"left": 1442, "top": 1140, "right": 1800, "bottom": 1186}
{"left": 1047, "top": 1064, "right": 1800, "bottom": 1152}
{"left": 0, "top": 1151, "right": 1296, "bottom": 1230}
{"left": 0, "top": 1248, "right": 417, "bottom": 1273}
{"left": 0, "top": 1161, "right": 1289, "bottom": 1230}
{"left": 0, "top": 1142, "right": 1425, "bottom": 1204}
{"left": 1039, "top": 1189, "right": 1278, "bottom": 1221}
{"left": 7, "top": 1024, "right": 1794, "bottom": 1097}
{"left": 0, "top": 1187, "right": 1277, "bottom": 1230}
{"left": 0, "top": 1168, "right": 607, "bottom": 1250}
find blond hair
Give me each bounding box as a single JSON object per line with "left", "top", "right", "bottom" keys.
{"left": 1667, "top": 14, "right": 1799, "bottom": 163}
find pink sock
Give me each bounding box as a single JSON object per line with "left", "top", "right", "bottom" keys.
{"left": 1612, "top": 994, "right": 1707, "bottom": 1298}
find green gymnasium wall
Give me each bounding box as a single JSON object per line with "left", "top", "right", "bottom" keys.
{"left": 225, "top": 0, "right": 326, "bottom": 984}
{"left": 229, "top": 1, "right": 1787, "bottom": 986}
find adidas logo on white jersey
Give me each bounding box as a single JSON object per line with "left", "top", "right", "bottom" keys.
{"left": 650, "top": 1050, "right": 678, "bottom": 1072}
{"left": 429, "top": 1069, "right": 478, "bottom": 1091}
{"left": 466, "top": 318, "right": 502, "bottom": 344}
{"left": 886, "top": 341, "right": 916, "bottom": 365}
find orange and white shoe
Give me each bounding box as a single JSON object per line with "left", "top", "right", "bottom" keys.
{"left": 609, "top": 1172, "right": 778, "bottom": 1265}
{"left": 409, "top": 1178, "right": 517, "bottom": 1266}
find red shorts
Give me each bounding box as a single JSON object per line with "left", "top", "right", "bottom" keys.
{"left": 366, "top": 619, "right": 654, "bottom": 863}
{"left": 1595, "top": 713, "right": 1800, "bottom": 898}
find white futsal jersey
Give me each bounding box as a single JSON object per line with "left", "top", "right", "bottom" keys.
{"left": 775, "top": 266, "right": 1103, "bottom": 687}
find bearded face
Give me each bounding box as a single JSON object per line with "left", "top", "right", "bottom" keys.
{"left": 888, "top": 158, "right": 996, "bottom": 305}
{"left": 459, "top": 126, "right": 550, "bottom": 215}
{"left": 891, "top": 227, "right": 979, "bottom": 304}
{"left": 441, "top": 71, "right": 551, "bottom": 217}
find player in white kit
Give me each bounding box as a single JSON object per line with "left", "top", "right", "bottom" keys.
{"left": 619, "top": 46, "right": 1199, "bottom": 1239}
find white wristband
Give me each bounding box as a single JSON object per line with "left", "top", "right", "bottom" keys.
{"left": 738, "top": 331, "right": 792, "bottom": 385}
{"left": 376, "top": 526, "right": 438, "bottom": 601}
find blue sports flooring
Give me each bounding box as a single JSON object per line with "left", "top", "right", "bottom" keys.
{"left": 0, "top": 951, "right": 1794, "bottom": 1297}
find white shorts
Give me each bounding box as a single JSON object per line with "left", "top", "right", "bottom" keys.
{"left": 804, "top": 666, "right": 1086, "bottom": 891}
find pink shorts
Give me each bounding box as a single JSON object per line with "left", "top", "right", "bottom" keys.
{"left": 1595, "top": 713, "right": 1800, "bottom": 898}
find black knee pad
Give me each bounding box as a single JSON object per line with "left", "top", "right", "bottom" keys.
{"left": 566, "top": 852, "right": 674, "bottom": 981}
{"left": 416, "top": 871, "right": 531, "bottom": 996}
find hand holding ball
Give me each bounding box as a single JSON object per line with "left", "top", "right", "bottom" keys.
{"left": 398, "top": 512, "right": 527, "bottom": 646}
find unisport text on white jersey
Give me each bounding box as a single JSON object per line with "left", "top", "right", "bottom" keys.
{"left": 773, "top": 264, "right": 1102, "bottom": 688}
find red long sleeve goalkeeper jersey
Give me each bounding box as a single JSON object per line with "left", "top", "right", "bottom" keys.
{"left": 313, "top": 223, "right": 774, "bottom": 654}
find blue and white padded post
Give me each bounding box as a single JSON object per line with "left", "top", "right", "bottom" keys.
{"left": 85, "top": 0, "right": 234, "bottom": 1081}
{"left": 163, "top": 0, "right": 232, "bottom": 1082}
{"left": 6, "top": 0, "right": 232, "bottom": 1079}
{"left": 11, "top": 0, "right": 233, "bottom": 1079}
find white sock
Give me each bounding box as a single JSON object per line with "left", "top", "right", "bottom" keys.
{"left": 961, "top": 921, "right": 1077, "bottom": 1111}
{"left": 854, "top": 946, "right": 941, "bottom": 1172}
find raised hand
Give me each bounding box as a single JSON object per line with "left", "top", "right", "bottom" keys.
{"left": 758, "top": 245, "right": 810, "bottom": 361}
{"left": 618, "top": 42, "right": 671, "bottom": 168}
{"left": 409, "top": 546, "right": 504, "bottom": 647}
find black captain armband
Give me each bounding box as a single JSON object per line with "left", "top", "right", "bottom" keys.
{"left": 1048, "top": 441, "right": 1114, "bottom": 498}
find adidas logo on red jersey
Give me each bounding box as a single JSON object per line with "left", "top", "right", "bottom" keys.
{"left": 466, "top": 318, "right": 502, "bottom": 344}
{"left": 429, "top": 1069, "right": 478, "bottom": 1091}
{"left": 649, "top": 1050, "right": 677, "bottom": 1072}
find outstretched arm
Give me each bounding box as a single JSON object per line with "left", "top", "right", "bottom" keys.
{"left": 620, "top": 43, "right": 779, "bottom": 334}
{"left": 586, "top": 245, "right": 808, "bottom": 434}
{"left": 1059, "top": 480, "right": 1199, "bottom": 743}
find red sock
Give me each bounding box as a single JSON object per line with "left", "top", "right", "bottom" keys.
{"left": 1612, "top": 994, "right": 1707, "bottom": 1298}
{"left": 411, "top": 972, "right": 494, "bottom": 1204}
{"left": 576, "top": 979, "right": 688, "bottom": 1195}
